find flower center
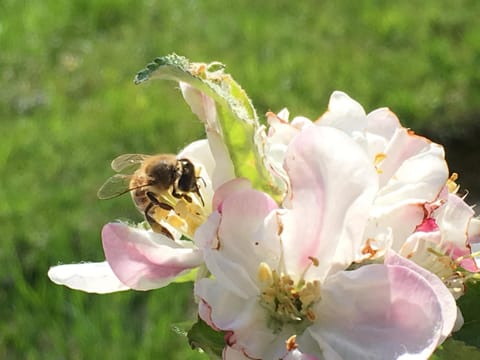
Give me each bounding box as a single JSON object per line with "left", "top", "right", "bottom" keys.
{"left": 407, "top": 244, "right": 467, "bottom": 299}
{"left": 257, "top": 262, "right": 321, "bottom": 334}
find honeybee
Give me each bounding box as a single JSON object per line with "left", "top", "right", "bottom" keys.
{"left": 98, "top": 153, "right": 204, "bottom": 239}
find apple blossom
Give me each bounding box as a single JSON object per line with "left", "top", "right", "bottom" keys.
{"left": 195, "top": 126, "right": 456, "bottom": 359}
{"left": 262, "top": 92, "right": 449, "bottom": 259}
{"left": 47, "top": 54, "right": 479, "bottom": 358}
{"left": 262, "top": 93, "right": 480, "bottom": 336}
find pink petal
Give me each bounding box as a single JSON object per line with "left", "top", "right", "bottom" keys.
{"left": 309, "top": 260, "right": 450, "bottom": 359}
{"left": 180, "top": 82, "right": 218, "bottom": 131}
{"left": 415, "top": 218, "right": 439, "bottom": 232}
{"left": 102, "top": 223, "right": 203, "bottom": 290}
{"left": 212, "top": 178, "right": 252, "bottom": 212}
{"left": 385, "top": 251, "right": 457, "bottom": 342}
{"left": 196, "top": 186, "right": 279, "bottom": 298}
{"left": 281, "top": 126, "right": 378, "bottom": 281}
{"left": 450, "top": 246, "right": 479, "bottom": 272}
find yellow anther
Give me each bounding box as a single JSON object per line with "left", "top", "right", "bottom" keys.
{"left": 374, "top": 153, "right": 387, "bottom": 174}
{"left": 447, "top": 173, "right": 460, "bottom": 193}
{"left": 258, "top": 262, "right": 273, "bottom": 284}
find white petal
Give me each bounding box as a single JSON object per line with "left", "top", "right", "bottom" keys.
{"left": 472, "top": 242, "right": 480, "bottom": 267}
{"left": 48, "top": 261, "right": 129, "bottom": 294}
{"left": 468, "top": 217, "right": 480, "bottom": 244}
{"left": 195, "top": 278, "right": 276, "bottom": 359}
{"left": 366, "top": 202, "right": 426, "bottom": 251}
{"left": 223, "top": 346, "right": 250, "bottom": 360}
{"left": 282, "top": 126, "right": 378, "bottom": 281}
{"left": 206, "top": 130, "right": 235, "bottom": 189}
{"left": 317, "top": 91, "right": 367, "bottom": 134}
{"left": 377, "top": 128, "right": 448, "bottom": 195}
{"left": 366, "top": 107, "right": 400, "bottom": 140}
{"left": 434, "top": 193, "right": 474, "bottom": 249}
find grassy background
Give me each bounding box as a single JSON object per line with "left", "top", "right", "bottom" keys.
{"left": 1, "top": 1, "right": 480, "bottom": 358}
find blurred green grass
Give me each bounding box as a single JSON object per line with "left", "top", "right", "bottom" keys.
{"left": 1, "top": 0, "right": 480, "bottom": 358}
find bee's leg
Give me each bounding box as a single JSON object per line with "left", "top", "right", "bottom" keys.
{"left": 171, "top": 188, "right": 193, "bottom": 203}
{"left": 144, "top": 201, "right": 174, "bottom": 239}
{"left": 171, "top": 188, "right": 185, "bottom": 200}
{"left": 172, "top": 187, "right": 204, "bottom": 206}
{"left": 182, "top": 194, "right": 193, "bottom": 203}
{"left": 194, "top": 179, "right": 205, "bottom": 206}
{"left": 197, "top": 176, "right": 207, "bottom": 188}
{"left": 146, "top": 191, "right": 174, "bottom": 211}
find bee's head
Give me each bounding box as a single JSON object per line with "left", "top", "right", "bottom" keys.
{"left": 176, "top": 159, "right": 196, "bottom": 192}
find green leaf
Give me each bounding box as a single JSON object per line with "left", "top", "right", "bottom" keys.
{"left": 453, "top": 280, "right": 480, "bottom": 347}
{"left": 431, "top": 338, "right": 480, "bottom": 359}
{"left": 134, "top": 54, "right": 282, "bottom": 200}
{"left": 172, "top": 267, "right": 198, "bottom": 283}
{"left": 187, "top": 317, "right": 225, "bottom": 359}
{"left": 171, "top": 320, "right": 195, "bottom": 338}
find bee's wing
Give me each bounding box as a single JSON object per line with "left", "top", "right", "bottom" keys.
{"left": 97, "top": 174, "right": 134, "bottom": 199}
{"left": 111, "top": 154, "right": 150, "bottom": 173}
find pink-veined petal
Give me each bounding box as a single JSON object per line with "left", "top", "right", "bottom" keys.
{"left": 180, "top": 82, "right": 219, "bottom": 131}
{"left": 179, "top": 83, "right": 235, "bottom": 190}
{"left": 281, "top": 126, "right": 378, "bottom": 281}
{"left": 197, "top": 186, "right": 279, "bottom": 298}
{"left": 309, "top": 262, "right": 447, "bottom": 360}
{"left": 212, "top": 178, "right": 252, "bottom": 212}
{"left": 385, "top": 251, "right": 457, "bottom": 343}
{"left": 102, "top": 223, "right": 203, "bottom": 290}
{"left": 47, "top": 261, "right": 129, "bottom": 294}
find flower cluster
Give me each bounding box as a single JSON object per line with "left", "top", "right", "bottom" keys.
{"left": 49, "top": 55, "right": 480, "bottom": 359}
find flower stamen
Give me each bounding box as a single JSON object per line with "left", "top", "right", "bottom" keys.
{"left": 257, "top": 263, "right": 321, "bottom": 334}
{"left": 410, "top": 245, "right": 470, "bottom": 299}
{"left": 285, "top": 335, "right": 298, "bottom": 351}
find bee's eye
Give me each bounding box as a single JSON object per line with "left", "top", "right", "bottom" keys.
{"left": 177, "top": 160, "right": 196, "bottom": 191}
